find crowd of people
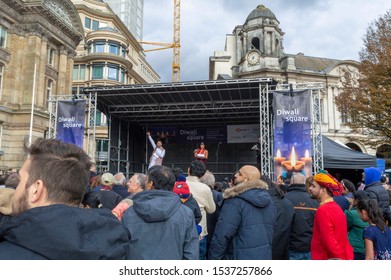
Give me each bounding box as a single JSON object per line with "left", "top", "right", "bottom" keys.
{"left": 0, "top": 137, "right": 391, "bottom": 260}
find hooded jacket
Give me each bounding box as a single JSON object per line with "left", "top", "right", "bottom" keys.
{"left": 0, "top": 204, "right": 142, "bottom": 259}
{"left": 121, "top": 190, "right": 199, "bottom": 260}
{"left": 208, "top": 179, "right": 276, "bottom": 260}
{"left": 363, "top": 167, "right": 390, "bottom": 212}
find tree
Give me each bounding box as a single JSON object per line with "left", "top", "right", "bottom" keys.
{"left": 335, "top": 10, "right": 391, "bottom": 147}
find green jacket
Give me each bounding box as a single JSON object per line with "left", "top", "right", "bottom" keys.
{"left": 345, "top": 208, "right": 369, "bottom": 254}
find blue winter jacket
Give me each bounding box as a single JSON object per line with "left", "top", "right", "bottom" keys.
{"left": 363, "top": 167, "right": 390, "bottom": 213}
{"left": 122, "top": 190, "right": 199, "bottom": 260}
{"left": 208, "top": 179, "right": 276, "bottom": 260}
{"left": 0, "top": 204, "right": 142, "bottom": 259}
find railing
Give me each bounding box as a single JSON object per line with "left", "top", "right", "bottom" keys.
{"left": 146, "top": 161, "right": 258, "bottom": 181}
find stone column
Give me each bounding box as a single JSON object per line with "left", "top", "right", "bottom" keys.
{"left": 57, "top": 46, "right": 68, "bottom": 95}
{"left": 333, "top": 85, "right": 341, "bottom": 131}
{"left": 66, "top": 50, "right": 76, "bottom": 95}
{"left": 38, "top": 36, "right": 48, "bottom": 108}
{"left": 326, "top": 84, "right": 335, "bottom": 131}
{"left": 271, "top": 31, "right": 276, "bottom": 56}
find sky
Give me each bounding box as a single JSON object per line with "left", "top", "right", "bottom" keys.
{"left": 143, "top": 0, "right": 391, "bottom": 83}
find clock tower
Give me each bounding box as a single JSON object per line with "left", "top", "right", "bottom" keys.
{"left": 209, "top": 5, "right": 289, "bottom": 80}
{"left": 236, "top": 5, "right": 285, "bottom": 72}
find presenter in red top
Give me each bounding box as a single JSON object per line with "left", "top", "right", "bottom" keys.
{"left": 194, "top": 142, "right": 208, "bottom": 166}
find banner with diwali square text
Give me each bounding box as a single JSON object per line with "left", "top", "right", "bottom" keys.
{"left": 56, "top": 99, "right": 86, "bottom": 148}
{"left": 272, "top": 90, "right": 312, "bottom": 180}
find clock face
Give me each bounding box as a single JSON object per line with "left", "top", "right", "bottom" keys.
{"left": 247, "top": 51, "right": 260, "bottom": 65}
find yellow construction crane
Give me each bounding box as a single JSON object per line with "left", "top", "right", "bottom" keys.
{"left": 139, "top": 0, "right": 180, "bottom": 82}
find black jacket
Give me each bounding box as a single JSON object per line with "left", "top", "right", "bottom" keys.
{"left": 183, "top": 194, "right": 202, "bottom": 224}
{"left": 206, "top": 189, "right": 223, "bottom": 245}
{"left": 268, "top": 183, "right": 294, "bottom": 260}
{"left": 113, "top": 184, "right": 130, "bottom": 199}
{"left": 284, "top": 183, "right": 319, "bottom": 252}
{"left": 0, "top": 204, "right": 142, "bottom": 259}
{"left": 364, "top": 181, "right": 390, "bottom": 213}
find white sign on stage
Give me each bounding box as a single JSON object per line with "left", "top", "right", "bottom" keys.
{"left": 227, "top": 124, "right": 259, "bottom": 143}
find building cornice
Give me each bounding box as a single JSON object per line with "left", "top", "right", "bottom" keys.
{"left": 2, "top": 0, "right": 84, "bottom": 48}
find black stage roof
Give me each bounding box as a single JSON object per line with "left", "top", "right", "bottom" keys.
{"left": 83, "top": 78, "right": 274, "bottom": 127}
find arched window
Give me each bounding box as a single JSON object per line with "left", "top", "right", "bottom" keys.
{"left": 345, "top": 143, "right": 362, "bottom": 152}
{"left": 376, "top": 144, "right": 391, "bottom": 169}
{"left": 251, "top": 37, "right": 260, "bottom": 51}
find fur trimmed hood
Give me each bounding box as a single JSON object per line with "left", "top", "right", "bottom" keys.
{"left": 222, "top": 179, "right": 271, "bottom": 209}
{"left": 223, "top": 179, "right": 268, "bottom": 199}
{"left": 0, "top": 188, "right": 14, "bottom": 216}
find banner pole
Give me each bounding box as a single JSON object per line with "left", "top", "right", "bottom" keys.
{"left": 29, "top": 63, "right": 37, "bottom": 147}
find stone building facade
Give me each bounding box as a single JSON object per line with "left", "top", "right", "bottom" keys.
{"left": 0, "top": 0, "right": 84, "bottom": 171}
{"left": 209, "top": 5, "right": 379, "bottom": 157}
{"left": 71, "top": 0, "right": 159, "bottom": 172}
{"left": 0, "top": 0, "right": 159, "bottom": 171}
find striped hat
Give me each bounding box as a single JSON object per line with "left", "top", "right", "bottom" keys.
{"left": 313, "top": 170, "right": 343, "bottom": 196}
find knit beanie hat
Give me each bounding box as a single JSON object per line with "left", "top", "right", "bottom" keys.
{"left": 173, "top": 181, "right": 190, "bottom": 199}
{"left": 313, "top": 170, "right": 343, "bottom": 196}
{"left": 177, "top": 173, "right": 187, "bottom": 182}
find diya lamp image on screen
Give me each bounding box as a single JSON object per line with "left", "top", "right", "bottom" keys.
{"left": 274, "top": 147, "right": 312, "bottom": 178}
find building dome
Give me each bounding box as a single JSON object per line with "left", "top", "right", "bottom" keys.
{"left": 246, "top": 5, "right": 277, "bottom": 22}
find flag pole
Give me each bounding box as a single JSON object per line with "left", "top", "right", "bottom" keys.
{"left": 29, "top": 62, "right": 37, "bottom": 147}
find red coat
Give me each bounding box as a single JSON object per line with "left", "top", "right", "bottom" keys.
{"left": 311, "top": 201, "right": 354, "bottom": 260}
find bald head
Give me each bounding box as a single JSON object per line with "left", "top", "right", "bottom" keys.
{"left": 239, "top": 165, "right": 261, "bottom": 181}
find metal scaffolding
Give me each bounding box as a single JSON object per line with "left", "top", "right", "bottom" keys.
{"left": 82, "top": 79, "right": 323, "bottom": 177}
{"left": 258, "top": 83, "right": 272, "bottom": 177}
{"left": 47, "top": 93, "right": 97, "bottom": 161}
{"left": 266, "top": 82, "right": 324, "bottom": 177}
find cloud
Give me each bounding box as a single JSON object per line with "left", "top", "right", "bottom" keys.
{"left": 143, "top": 0, "right": 391, "bottom": 82}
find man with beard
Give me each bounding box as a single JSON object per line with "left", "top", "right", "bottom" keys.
{"left": 309, "top": 170, "right": 353, "bottom": 260}
{"left": 208, "top": 165, "right": 276, "bottom": 260}
{"left": 0, "top": 138, "right": 141, "bottom": 260}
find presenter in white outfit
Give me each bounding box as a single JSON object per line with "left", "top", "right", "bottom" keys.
{"left": 147, "top": 131, "right": 166, "bottom": 169}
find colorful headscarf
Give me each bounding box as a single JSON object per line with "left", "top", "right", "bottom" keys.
{"left": 313, "top": 170, "right": 343, "bottom": 196}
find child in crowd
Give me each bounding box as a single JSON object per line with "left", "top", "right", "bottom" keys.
{"left": 173, "top": 180, "right": 202, "bottom": 227}
{"left": 356, "top": 199, "right": 391, "bottom": 260}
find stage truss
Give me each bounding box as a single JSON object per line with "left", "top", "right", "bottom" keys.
{"left": 259, "top": 82, "right": 324, "bottom": 178}
{"left": 47, "top": 93, "right": 97, "bottom": 161}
